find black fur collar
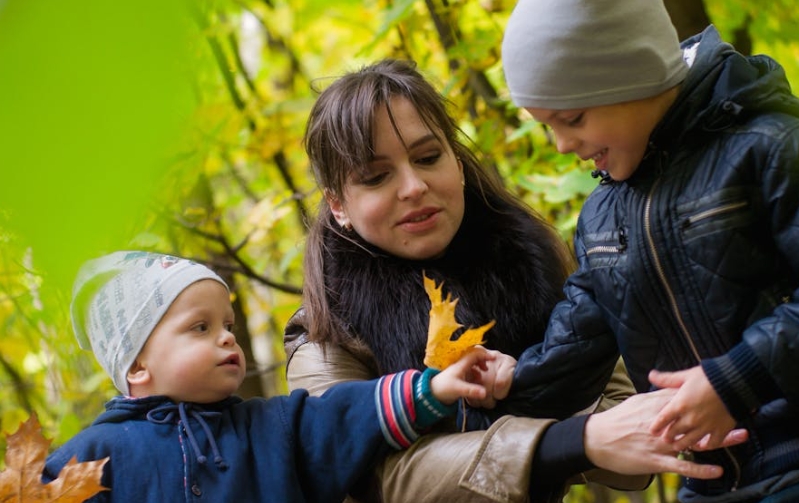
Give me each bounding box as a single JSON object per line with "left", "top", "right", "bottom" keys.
{"left": 325, "top": 194, "right": 565, "bottom": 374}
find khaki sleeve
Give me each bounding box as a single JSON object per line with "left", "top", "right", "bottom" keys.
{"left": 567, "top": 358, "right": 652, "bottom": 492}
{"left": 285, "top": 339, "right": 375, "bottom": 396}
{"left": 287, "top": 342, "right": 650, "bottom": 501}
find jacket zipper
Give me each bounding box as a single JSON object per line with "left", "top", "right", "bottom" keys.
{"left": 685, "top": 201, "right": 748, "bottom": 226}
{"left": 586, "top": 228, "right": 628, "bottom": 256}
{"left": 644, "top": 179, "right": 742, "bottom": 489}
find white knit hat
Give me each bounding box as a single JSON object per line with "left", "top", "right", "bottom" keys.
{"left": 502, "top": 0, "right": 689, "bottom": 109}
{"left": 71, "top": 251, "right": 228, "bottom": 395}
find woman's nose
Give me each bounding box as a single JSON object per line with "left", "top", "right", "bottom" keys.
{"left": 397, "top": 167, "right": 428, "bottom": 200}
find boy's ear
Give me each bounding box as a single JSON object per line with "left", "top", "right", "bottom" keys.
{"left": 325, "top": 189, "right": 350, "bottom": 228}
{"left": 127, "top": 359, "right": 151, "bottom": 387}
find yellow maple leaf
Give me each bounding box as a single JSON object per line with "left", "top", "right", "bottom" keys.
{"left": 423, "top": 273, "right": 495, "bottom": 370}
{"left": 0, "top": 414, "right": 109, "bottom": 503}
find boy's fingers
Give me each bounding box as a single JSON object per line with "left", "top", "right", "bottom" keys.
{"left": 720, "top": 428, "right": 748, "bottom": 448}
{"left": 648, "top": 369, "right": 686, "bottom": 389}
{"left": 649, "top": 409, "right": 676, "bottom": 435}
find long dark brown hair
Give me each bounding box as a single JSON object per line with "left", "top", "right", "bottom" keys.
{"left": 301, "top": 59, "right": 572, "bottom": 346}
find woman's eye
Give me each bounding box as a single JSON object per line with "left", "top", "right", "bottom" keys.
{"left": 360, "top": 172, "right": 387, "bottom": 186}
{"left": 416, "top": 153, "right": 441, "bottom": 165}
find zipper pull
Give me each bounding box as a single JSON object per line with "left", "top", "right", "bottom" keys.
{"left": 618, "top": 227, "right": 628, "bottom": 252}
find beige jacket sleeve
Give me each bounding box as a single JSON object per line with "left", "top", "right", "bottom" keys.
{"left": 287, "top": 338, "right": 650, "bottom": 503}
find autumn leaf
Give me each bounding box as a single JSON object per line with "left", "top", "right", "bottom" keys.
{"left": 423, "top": 273, "right": 495, "bottom": 370}
{"left": 0, "top": 414, "right": 109, "bottom": 503}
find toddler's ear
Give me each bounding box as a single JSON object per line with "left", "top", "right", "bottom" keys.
{"left": 127, "top": 359, "right": 150, "bottom": 387}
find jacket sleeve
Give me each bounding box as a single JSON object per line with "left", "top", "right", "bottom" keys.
{"left": 286, "top": 320, "right": 648, "bottom": 503}
{"left": 487, "top": 231, "right": 621, "bottom": 421}
{"left": 702, "top": 121, "right": 799, "bottom": 419}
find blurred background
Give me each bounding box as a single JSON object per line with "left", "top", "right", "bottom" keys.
{"left": 1, "top": 0, "right": 796, "bottom": 501}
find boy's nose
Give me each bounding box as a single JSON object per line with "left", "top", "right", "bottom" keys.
{"left": 556, "top": 134, "right": 579, "bottom": 154}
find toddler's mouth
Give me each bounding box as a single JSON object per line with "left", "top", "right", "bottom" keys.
{"left": 220, "top": 354, "right": 240, "bottom": 366}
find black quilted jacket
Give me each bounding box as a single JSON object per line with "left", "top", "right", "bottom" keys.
{"left": 504, "top": 26, "right": 799, "bottom": 501}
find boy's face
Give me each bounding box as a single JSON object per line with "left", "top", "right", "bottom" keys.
{"left": 129, "top": 279, "right": 245, "bottom": 403}
{"left": 525, "top": 93, "right": 671, "bottom": 181}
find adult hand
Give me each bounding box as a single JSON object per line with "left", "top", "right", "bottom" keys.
{"left": 584, "top": 389, "right": 748, "bottom": 479}
{"left": 648, "top": 366, "right": 737, "bottom": 452}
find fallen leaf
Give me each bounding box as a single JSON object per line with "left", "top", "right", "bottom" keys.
{"left": 423, "top": 273, "right": 495, "bottom": 370}
{"left": 0, "top": 414, "right": 109, "bottom": 503}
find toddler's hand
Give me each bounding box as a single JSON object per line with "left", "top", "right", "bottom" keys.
{"left": 429, "top": 346, "right": 498, "bottom": 405}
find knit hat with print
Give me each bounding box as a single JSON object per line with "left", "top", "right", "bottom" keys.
{"left": 71, "top": 251, "right": 228, "bottom": 395}
{"left": 501, "top": 0, "right": 689, "bottom": 109}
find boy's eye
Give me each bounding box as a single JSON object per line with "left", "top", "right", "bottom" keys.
{"left": 566, "top": 113, "right": 584, "bottom": 126}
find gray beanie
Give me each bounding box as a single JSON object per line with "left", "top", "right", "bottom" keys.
{"left": 502, "top": 0, "right": 689, "bottom": 109}
{"left": 71, "top": 251, "right": 228, "bottom": 395}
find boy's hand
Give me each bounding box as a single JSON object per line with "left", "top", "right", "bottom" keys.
{"left": 648, "top": 366, "right": 737, "bottom": 452}
{"left": 464, "top": 349, "right": 517, "bottom": 409}
{"left": 430, "top": 346, "right": 497, "bottom": 405}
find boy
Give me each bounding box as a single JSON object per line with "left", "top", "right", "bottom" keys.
{"left": 497, "top": 0, "right": 799, "bottom": 501}
{"left": 44, "top": 251, "right": 496, "bottom": 502}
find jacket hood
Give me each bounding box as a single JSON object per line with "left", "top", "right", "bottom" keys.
{"left": 653, "top": 25, "right": 799, "bottom": 151}
{"left": 93, "top": 395, "right": 242, "bottom": 470}
{"left": 93, "top": 395, "right": 242, "bottom": 425}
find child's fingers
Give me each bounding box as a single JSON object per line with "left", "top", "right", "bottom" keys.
{"left": 649, "top": 405, "right": 679, "bottom": 436}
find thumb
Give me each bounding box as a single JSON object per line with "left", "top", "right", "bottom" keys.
{"left": 649, "top": 369, "right": 686, "bottom": 389}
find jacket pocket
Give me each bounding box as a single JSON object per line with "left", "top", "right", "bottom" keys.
{"left": 678, "top": 187, "right": 756, "bottom": 243}
{"left": 584, "top": 227, "right": 628, "bottom": 269}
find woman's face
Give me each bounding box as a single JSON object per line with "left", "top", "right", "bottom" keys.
{"left": 328, "top": 97, "right": 465, "bottom": 260}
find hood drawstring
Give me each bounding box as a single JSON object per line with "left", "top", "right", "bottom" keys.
{"left": 146, "top": 402, "right": 228, "bottom": 470}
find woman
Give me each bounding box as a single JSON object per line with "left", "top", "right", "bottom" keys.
{"left": 284, "top": 59, "right": 741, "bottom": 503}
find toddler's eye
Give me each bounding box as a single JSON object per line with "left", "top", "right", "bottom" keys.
{"left": 194, "top": 322, "right": 209, "bottom": 333}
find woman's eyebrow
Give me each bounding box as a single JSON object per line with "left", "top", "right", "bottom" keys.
{"left": 371, "top": 133, "right": 438, "bottom": 161}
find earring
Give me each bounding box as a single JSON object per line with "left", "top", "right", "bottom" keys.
{"left": 461, "top": 178, "right": 466, "bottom": 187}
{"left": 343, "top": 222, "right": 353, "bottom": 232}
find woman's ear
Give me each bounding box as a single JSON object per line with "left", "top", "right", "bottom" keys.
{"left": 325, "top": 189, "right": 351, "bottom": 229}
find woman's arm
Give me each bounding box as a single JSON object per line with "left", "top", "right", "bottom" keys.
{"left": 286, "top": 335, "right": 651, "bottom": 502}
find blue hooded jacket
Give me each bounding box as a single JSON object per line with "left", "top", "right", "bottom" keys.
{"left": 43, "top": 370, "right": 449, "bottom": 502}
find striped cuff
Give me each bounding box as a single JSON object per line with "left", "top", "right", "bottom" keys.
{"left": 414, "top": 368, "right": 458, "bottom": 429}
{"left": 376, "top": 370, "right": 421, "bottom": 449}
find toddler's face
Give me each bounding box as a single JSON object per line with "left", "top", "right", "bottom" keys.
{"left": 525, "top": 93, "right": 671, "bottom": 181}
{"left": 132, "top": 279, "right": 245, "bottom": 403}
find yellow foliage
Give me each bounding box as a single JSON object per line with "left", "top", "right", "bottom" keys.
{"left": 423, "top": 273, "right": 495, "bottom": 370}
